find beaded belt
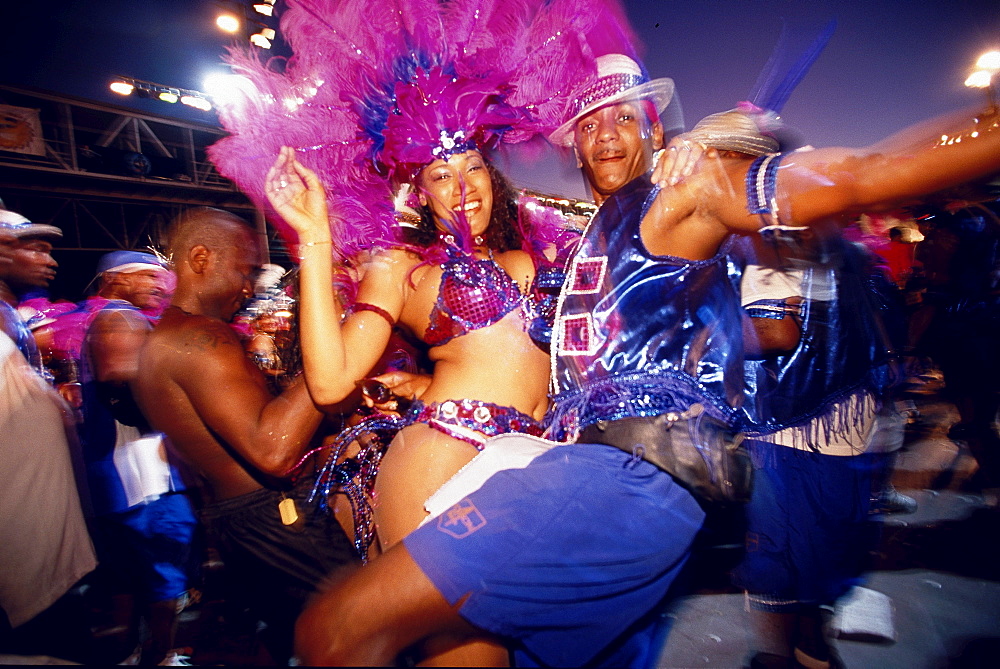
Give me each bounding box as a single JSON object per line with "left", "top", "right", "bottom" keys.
{"left": 406, "top": 398, "right": 544, "bottom": 449}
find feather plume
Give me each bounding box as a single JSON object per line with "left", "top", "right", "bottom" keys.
{"left": 209, "top": 0, "right": 633, "bottom": 260}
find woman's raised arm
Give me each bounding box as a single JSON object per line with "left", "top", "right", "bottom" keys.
{"left": 265, "top": 147, "right": 400, "bottom": 408}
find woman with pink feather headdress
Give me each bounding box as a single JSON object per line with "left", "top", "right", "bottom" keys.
{"left": 208, "top": 2, "right": 626, "bottom": 661}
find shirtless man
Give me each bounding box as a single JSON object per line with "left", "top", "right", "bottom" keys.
{"left": 134, "top": 207, "right": 357, "bottom": 662}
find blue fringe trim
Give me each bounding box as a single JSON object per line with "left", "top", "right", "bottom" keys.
{"left": 547, "top": 369, "right": 739, "bottom": 440}
{"left": 309, "top": 414, "right": 406, "bottom": 563}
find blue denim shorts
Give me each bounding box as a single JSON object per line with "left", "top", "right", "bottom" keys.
{"left": 404, "top": 441, "right": 705, "bottom": 667}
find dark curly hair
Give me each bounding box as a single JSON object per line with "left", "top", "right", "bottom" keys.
{"left": 407, "top": 159, "right": 523, "bottom": 252}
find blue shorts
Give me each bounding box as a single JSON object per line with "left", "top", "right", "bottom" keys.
{"left": 97, "top": 492, "right": 197, "bottom": 603}
{"left": 732, "top": 439, "right": 888, "bottom": 611}
{"left": 404, "top": 441, "right": 705, "bottom": 667}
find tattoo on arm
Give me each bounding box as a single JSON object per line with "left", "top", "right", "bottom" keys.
{"left": 187, "top": 323, "right": 240, "bottom": 352}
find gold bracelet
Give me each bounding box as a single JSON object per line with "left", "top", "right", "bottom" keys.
{"left": 297, "top": 240, "right": 333, "bottom": 262}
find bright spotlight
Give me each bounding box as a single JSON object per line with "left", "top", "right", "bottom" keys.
{"left": 965, "top": 70, "right": 993, "bottom": 89}
{"left": 253, "top": 3, "right": 275, "bottom": 17}
{"left": 180, "top": 95, "right": 213, "bottom": 111}
{"left": 976, "top": 51, "right": 1000, "bottom": 71}
{"left": 204, "top": 73, "right": 258, "bottom": 107}
{"left": 158, "top": 91, "right": 179, "bottom": 103}
{"left": 216, "top": 14, "right": 240, "bottom": 33}
{"left": 110, "top": 81, "right": 134, "bottom": 96}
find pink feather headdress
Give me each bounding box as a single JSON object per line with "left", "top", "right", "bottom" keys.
{"left": 207, "top": 0, "right": 634, "bottom": 259}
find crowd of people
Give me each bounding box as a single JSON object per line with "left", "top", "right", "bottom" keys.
{"left": 3, "top": 0, "right": 1000, "bottom": 667}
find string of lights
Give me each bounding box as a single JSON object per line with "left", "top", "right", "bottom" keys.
{"left": 109, "top": 76, "right": 213, "bottom": 111}
{"left": 108, "top": 2, "right": 281, "bottom": 112}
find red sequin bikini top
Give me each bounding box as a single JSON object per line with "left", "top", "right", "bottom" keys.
{"left": 422, "top": 244, "right": 525, "bottom": 347}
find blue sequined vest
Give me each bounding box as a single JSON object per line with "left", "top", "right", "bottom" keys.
{"left": 547, "top": 178, "right": 745, "bottom": 440}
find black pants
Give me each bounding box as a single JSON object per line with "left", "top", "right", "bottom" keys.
{"left": 202, "top": 481, "right": 358, "bottom": 661}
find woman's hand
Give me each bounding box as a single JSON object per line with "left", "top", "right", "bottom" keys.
{"left": 265, "top": 146, "right": 331, "bottom": 242}
{"left": 651, "top": 135, "right": 714, "bottom": 188}
{"left": 360, "top": 370, "right": 431, "bottom": 415}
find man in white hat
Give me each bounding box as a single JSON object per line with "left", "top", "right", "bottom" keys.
{"left": 0, "top": 208, "right": 62, "bottom": 373}
{"left": 295, "top": 52, "right": 1000, "bottom": 668}
{"left": 1, "top": 209, "right": 96, "bottom": 663}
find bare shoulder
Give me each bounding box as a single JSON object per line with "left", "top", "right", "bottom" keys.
{"left": 372, "top": 246, "right": 425, "bottom": 273}
{"left": 365, "top": 245, "right": 431, "bottom": 291}
{"left": 90, "top": 304, "right": 150, "bottom": 334}
{"left": 145, "top": 311, "right": 244, "bottom": 368}
{"left": 178, "top": 316, "right": 243, "bottom": 353}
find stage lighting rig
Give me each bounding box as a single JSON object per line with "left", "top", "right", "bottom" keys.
{"left": 215, "top": 0, "right": 279, "bottom": 49}
{"left": 109, "top": 76, "right": 213, "bottom": 112}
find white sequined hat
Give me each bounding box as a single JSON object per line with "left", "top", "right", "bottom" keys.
{"left": 548, "top": 54, "right": 682, "bottom": 147}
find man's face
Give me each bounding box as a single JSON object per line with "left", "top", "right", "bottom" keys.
{"left": 0, "top": 229, "right": 15, "bottom": 274}
{"left": 6, "top": 236, "right": 58, "bottom": 290}
{"left": 573, "top": 100, "right": 664, "bottom": 202}
{"left": 117, "top": 269, "right": 172, "bottom": 311}
{"left": 211, "top": 233, "right": 259, "bottom": 321}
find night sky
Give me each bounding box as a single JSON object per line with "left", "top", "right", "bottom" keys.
{"left": 4, "top": 0, "right": 1000, "bottom": 198}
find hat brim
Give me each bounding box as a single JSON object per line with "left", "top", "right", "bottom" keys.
{"left": 548, "top": 78, "right": 679, "bottom": 147}
{"left": 102, "top": 262, "right": 169, "bottom": 275}
{"left": 10, "top": 224, "right": 63, "bottom": 240}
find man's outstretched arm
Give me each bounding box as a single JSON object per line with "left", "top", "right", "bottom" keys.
{"left": 644, "top": 106, "right": 1000, "bottom": 258}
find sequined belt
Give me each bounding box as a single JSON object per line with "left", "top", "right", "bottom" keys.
{"left": 406, "top": 398, "right": 544, "bottom": 449}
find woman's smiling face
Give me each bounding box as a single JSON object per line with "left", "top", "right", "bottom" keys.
{"left": 417, "top": 151, "right": 493, "bottom": 238}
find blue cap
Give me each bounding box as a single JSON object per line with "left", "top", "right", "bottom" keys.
{"left": 96, "top": 250, "right": 168, "bottom": 277}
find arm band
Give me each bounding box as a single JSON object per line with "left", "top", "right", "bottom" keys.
{"left": 744, "top": 298, "right": 802, "bottom": 321}
{"left": 350, "top": 302, "right": 396, "bottom": 327}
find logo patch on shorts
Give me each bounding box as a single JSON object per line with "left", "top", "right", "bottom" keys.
{"left": 437, "top": 498, "right": 486, "bottom": 538}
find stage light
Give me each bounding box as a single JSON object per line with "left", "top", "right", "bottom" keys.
{"left": 110, "top": 81, "right": 134, "bottom": 96}
{"left": 250, "top": 27, "right": 276, "bottom": 49}
{"left": 976, "top": 51, "right": 1000, "bottom": 72}
{"left": 158, "top": 90, "right": 179, "bottom": 103}
{"left": 253, "top": 2, "right": 275, "bottom": 17}
{"left": 965, "top": 70, "right": 992, "bottom": 89}
{"left": 966, "top": 51, "right": 999, "bottom": 111}
{"left": 216, "top": 14, "right": 240, "bottom": 33}
{"left": 180, "top": 95, "right": 213, "bottom": 111}
{"left": 205, "top": 73, "right": 259, "bottom": 106}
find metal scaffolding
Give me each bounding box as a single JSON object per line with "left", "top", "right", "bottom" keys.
{"left": 0, "top": 84, "right": 285, "bottom": 299}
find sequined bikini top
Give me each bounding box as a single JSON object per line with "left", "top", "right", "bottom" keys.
{"left": 422, "top": 242, "right": 525, "bottom": 347}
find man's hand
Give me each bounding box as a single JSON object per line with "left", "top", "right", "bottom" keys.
{"left": 651, "top": 135, "right": 714, "bottom": 187}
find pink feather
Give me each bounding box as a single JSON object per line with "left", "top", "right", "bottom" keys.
{"left": 209, "top": 0, "right": 637, "bottom": 261}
